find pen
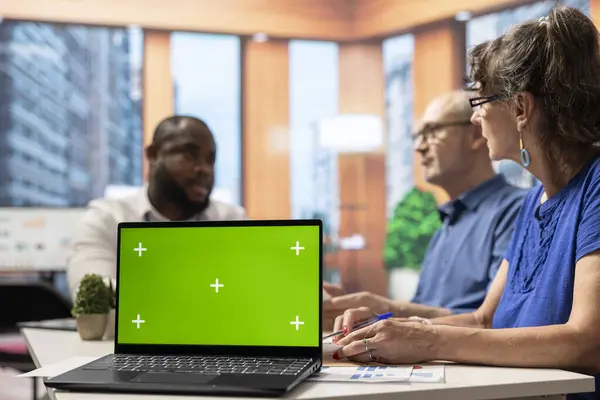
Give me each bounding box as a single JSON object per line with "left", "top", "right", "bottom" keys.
{"left": 322, "top": 312, "right": 394, "bottom": 340}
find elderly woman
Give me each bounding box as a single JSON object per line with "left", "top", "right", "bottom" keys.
{"left": 332, "top": 6, "right": 600, "bottom": 400}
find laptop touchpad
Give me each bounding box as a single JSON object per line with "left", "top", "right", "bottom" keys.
{"left": 130, "top": 372, "right": 219, "bottom": 385}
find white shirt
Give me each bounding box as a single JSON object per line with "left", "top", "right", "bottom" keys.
{"left": 66, "top": 187, "right": 247, "bottom": 299}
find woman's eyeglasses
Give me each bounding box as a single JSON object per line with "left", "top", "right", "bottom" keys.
{"left": 469, "top": 94, "right": 500, "bottom": 108}
{"left": 412, "top": 120, "right": 472, "bottom": 142}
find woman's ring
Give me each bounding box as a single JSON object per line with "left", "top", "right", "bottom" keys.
{"left": 364, "top": 338, "right": 375, "bottom": 361}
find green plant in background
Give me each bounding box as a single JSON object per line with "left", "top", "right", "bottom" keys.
{"left": 72, "top": 273, "right": 111, "bottom": 316}
{"left": 384, "top": 187, "right": 441, "bottom": 271}
{"left": 107, "top": 280, "right": 116, "bottom": 309}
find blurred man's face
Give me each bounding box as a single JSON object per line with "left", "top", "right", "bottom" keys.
{"left": 413, "top": 104, "right": 474, "bottom": 186}
{"left": 148, "top": 127, "right": 215, "bottom": 213}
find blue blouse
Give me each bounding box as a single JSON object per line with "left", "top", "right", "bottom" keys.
{"left": 493, "top": 156, "right": 600, "bottom": 400}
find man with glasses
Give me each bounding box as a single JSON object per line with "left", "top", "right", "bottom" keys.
{"left": 323, "top": 91, "right": 526, "bottom": 327}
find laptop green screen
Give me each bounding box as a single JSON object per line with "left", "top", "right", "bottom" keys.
{"left": 116, "top": 223, "right": 320, "bottom": 348}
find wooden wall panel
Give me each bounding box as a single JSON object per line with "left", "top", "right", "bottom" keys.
{"left": 337, "top": 154, "right": 387, "bottom": 295}
{"left": 338, "top": 43, "right": 386, "bottom": 116}
{"left": 242, "top": 40, "right": 291, "bottom": 219}
{"left": 142, "top": 31, "right": 174, "bottom": 181}
{"left": 0, "top": 0, "right": 352, "bottom": 41}
{"left": 591, "top": 0, "right": 600, "bottom": 27}
{"left": 352, "top": 0, "right": 536, "bottom": 39}
{"left": 412, "top": 20, "right": 466, "bottom": 204}
{"left": 1, "top": 0, "right": 533, "bottom": 41}
{"left": 336, "top": 43, "right": 387, "bottom": 296}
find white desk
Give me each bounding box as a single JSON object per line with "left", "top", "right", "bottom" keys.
{"left": 22, "top": 328, "right": 594, "bottom": 400}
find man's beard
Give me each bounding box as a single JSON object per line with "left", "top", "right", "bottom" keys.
{"left": 153, "top": 164, "right": 211, "bottom": 216}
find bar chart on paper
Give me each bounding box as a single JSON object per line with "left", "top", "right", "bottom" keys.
{"left": 409, "top": 365, "right": 445, "bottom": 382}
{"left": 349, "top": 366, "right": 413, "bottom": 381}
{"left": 309, "top": 366, "right": 413, "bottom": 382}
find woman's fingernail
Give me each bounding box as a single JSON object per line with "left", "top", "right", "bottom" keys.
{"left": 343, "top": 326, "right": 348, "bottom": 335}
{"left": 332, "top": 352, "right": 340, "bottom": 360}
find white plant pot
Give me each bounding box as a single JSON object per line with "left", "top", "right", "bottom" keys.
{"left": 388, "top": 267, "right": 420, "bottom": 302}
{"left": 76, "top": 313, "right": 108, "bottom": 341}
{"left": 103, "top": 309, "right": 116, "bottom": 340}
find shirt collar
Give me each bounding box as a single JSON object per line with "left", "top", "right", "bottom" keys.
{"left": 438, "top": 174, "right": 507, "bottom": 223}
{"left": 137, "top": 185, "right": 211, "bottom": 221}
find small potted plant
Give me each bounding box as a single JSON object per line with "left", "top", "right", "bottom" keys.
{"left": 103, "top": 279, "right": 116, "bottom": 340}
{"left": 72, "top": 273, "right": 111, "bottom": 340}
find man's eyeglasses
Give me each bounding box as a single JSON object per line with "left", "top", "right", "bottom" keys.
{"left": 469, "top": 94, "right": 500, "bottom": 108}
{"left": 412, "top": 120, "right": 472, "bottom": 142}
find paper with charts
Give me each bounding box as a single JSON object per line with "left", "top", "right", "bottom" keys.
{"left": 309, "top": 365, "right": 413, "bottom": 382}
{"left": 409, "top": 365, "right": 445, "bottom": 383}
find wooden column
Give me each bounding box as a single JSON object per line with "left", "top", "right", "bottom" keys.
{"left": 591, "top": 0, "right": 600, "bottom": 27}
{"left": 242, "top": 39, "right": 291, "bottom": 219}
{"left": 142, "top": 30, "right": 174, "bottom": 181}
{"left": 412, "top": 20, "right": 466, "bottom": 204}
{"left": 337, "top": 42, "right": 387, "bottom": 296}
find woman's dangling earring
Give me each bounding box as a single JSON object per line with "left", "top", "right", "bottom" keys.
{"left": 519, "top": 133, "right": 531, "bottom": 167}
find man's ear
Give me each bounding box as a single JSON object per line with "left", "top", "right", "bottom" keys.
{"left": 146, "top": 144, "right": 158, "bottom": 164}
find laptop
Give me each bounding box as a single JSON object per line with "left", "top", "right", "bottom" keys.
{"left": 46, "top": 219, "right": 323, "bottom": 397}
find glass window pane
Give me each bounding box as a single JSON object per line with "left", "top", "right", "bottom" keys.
{"left": 170, "top": 33, "right": 242, "bottom": 205}
{"left": 467, "top": 0, "right": 589, "bottom": 50}
{"left": 289, "top": 40, "right": 339, "bottom": 225}
{"left": 383, "top": 34, "right": 414, "bottom": 219}
{"left": 0, "top": 20, "right": 143, "bottom": 206}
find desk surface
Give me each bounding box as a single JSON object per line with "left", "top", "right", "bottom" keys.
{"left": 22, "top": 328, "right": 594, "bottom": 400}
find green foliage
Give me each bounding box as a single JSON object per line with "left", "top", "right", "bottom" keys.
{"left": 384, "top": 188, "right": 441, "bottom": 271}
{"left": 107, "top": 280, "right": 116, "bottom": 309}
{"left": 72, "top": 274, "right": 111, "bottom": 316}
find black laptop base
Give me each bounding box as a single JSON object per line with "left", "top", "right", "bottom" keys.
{"left": 45, "top": 355, "right": 321, "bottom": 397}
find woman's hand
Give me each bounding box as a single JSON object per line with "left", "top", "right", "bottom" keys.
{"left": 332, "top": 307, "right": 439, "bottom": 364}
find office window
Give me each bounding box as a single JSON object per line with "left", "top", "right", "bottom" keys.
{"left": 382, "top": 34, "right": 414, "bottom": 219}
{"left": 466, "top": 0, "right": 589, "bottom": 189}
{"left": 0, "top": 21, "right": 143, "bottom": 206}
{"left": 467, "top": 0, "right": 589, "bottom": 50}
{"left": 170, "top": 33, "right": 242, "bottom": 205}
{"left": 289, "top": 40, "right": 339, "bottom": 231}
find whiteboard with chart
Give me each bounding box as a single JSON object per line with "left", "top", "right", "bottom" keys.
{"left": 0, "top": 208, "right": 86, "bottom": 271}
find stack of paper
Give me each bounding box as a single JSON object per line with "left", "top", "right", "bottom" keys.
{"left": 309, "top": 365, "right": 413, "bottom": 383}
{"left": 321, "top": 336, "right": 445, "bottom": 383}
{"left": 310, "top": 365, "right": 445, "bottom": 383}
{"left": 409, "top": 365, "right": 445, "bottom": 383}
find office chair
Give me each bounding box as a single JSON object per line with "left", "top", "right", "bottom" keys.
{"left": 0, "top": 281, "right": 73, "bottom": 400}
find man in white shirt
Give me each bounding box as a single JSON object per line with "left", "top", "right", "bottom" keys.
{"left": 67, "top": 116, "right": 247, "bottom": 299}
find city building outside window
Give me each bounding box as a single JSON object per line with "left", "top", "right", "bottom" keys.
{"left": 0, "top": 20, "right": 143, "bottom": 207}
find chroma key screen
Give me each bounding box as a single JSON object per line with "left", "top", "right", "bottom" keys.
{"left": 116, "top": 223, "right": 320, "bottom": 347}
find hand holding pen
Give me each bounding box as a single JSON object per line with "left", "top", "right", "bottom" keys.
{"left": 322, "top": 312, "right": 394, "bottom": 340}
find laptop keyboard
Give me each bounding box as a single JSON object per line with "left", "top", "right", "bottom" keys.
{"left": 85, "top": 354, "right": 312, "bottom": 376}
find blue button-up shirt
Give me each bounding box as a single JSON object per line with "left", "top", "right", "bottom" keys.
{"left": 412, "top": 175, "right": 527, "bottom": 314}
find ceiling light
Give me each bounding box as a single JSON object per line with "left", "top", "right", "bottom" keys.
{"left": 252, "top": 33, "right": 269, "bottom": 43}
{"left": 455, "top": 11, "right": 472, "bottom": 22}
